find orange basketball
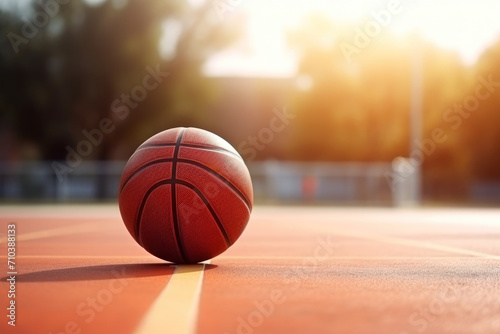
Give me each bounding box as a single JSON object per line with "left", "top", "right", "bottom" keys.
{"left": 118, "top": 127, "right": 253, "bottom": 263}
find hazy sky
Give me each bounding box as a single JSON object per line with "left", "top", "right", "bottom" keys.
{"left": 4, "top": 0, "right": 500, "bottom": 77}
{"left": 204, "top": 0, "right": 500, "bottom": 77}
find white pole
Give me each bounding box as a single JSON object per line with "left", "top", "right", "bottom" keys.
{"left": 409, "top": 35, "right": 423, "bottom": 205}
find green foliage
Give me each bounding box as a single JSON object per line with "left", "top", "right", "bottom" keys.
{"left": 0, "top": 0, "right": 242, "bottom": 160}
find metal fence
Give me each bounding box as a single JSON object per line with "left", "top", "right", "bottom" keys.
{"left": 249, "top": 161, "right": 393, "bottom": 204}
{"left": 0, "top": 160, "right": 395, "bottom": 204}
{"left": 0, "top": 161, "right": 124, "bottom": 202}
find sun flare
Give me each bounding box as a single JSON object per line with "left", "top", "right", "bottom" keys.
{"left": 204, "top": 0, "right": 500, "bottom": 76}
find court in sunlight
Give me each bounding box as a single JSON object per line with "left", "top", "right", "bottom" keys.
{"left": 1, "top": 205, "right": 499, "bottom": 334}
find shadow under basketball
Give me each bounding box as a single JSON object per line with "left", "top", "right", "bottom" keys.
{"left": 3, "top": 263, "right": 218, "bottom": 282}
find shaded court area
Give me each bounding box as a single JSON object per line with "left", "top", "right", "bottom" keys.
{"left": 1, "top": 205, "right": 499, "bottom": 334}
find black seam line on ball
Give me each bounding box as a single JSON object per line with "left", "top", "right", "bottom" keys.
{"left": 180, "top": 144, "right": 243, "bottom": 160}
{"left": 176, "top": 159, "right": 252, "bottom": 211}
{"left": 135, "top": 179, "right": 175, "bottom": 245}
{"left": 119, "top": 158, "right": 175, "bottom": 193}
{"left": 171, "top": 128, "right": 188, "bottom": 263}
{"left": 121, "top": 158, "right": 252, "bottom": 211}
{"left": 121, "top": 145, "right": 244, "bottom": 195}
{"left": 138, "top": 142, "right": 243, "bottom": 160}
{"left": 177, "top": 182, "right": 231, "bottom": 247}
{"left": 134, "top": 179, "right": 231, "bottom": 255}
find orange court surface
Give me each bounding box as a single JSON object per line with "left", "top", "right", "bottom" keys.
{"left": 1, "top": 205, "right": 500, "bottom": 334}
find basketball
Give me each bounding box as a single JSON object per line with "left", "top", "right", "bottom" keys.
{"left": 118, "top": 127, "right": 253, "bottom": 264}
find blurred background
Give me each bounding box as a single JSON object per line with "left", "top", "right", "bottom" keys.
{"left": 1, "top": 0, "right": 500, "bottom": 206}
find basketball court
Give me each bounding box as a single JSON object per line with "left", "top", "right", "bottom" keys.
{"left": 1, "top": 205, "right": 499, "bottom": 334}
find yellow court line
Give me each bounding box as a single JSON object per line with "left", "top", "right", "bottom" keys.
{"left": 0, "top": 223, "right": 102, "bottom": 244}
{"left": 135, "top": 262, "right": 207, "bottom": 334}
{"left": 296, "top": 224, "right": 500, "bottom": 260}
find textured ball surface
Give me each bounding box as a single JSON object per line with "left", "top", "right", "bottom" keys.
{"left": 118, "top": 127, "right": 253, "bottom": 263}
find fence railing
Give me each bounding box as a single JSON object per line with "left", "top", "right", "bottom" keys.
{"left": 249, "top": 161, "right": 393, "bottom": 204}
{"left": 0, "top": 160, "right": 396, "bottom": 204}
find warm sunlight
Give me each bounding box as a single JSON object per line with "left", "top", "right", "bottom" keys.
{"left": 204, "top": 0, "right": 500, "bottom": 76}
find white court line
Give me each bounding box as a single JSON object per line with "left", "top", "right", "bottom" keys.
{"left": 1, "top": 255, "right": 499, "bottom": 261}
{"left": 0, "top": 255, "right": 153, "bottom": 260}
{"left": 218, "top": 255, "right": 500, "bottom": 261}
{"left": 134, "top": 262, "right": 208, "bottom": 334}
{"left": 299, "top": 224, "right": 500, "bottom": 259}
{"left": 0, "top": 255, "right": 488, "bottom": 260}
{"left": 0, "top": 223, "right": 102, "bottom": 244}
{"left": 0, "top": 204, "right": 119, "bottom": 219}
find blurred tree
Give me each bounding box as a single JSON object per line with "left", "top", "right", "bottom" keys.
{"left": 463, "top": 37, "right": 500, "bottom": 182}
{"left": 287, "top": 15, "right": 413, "bottom": 162}
{"left": 3, "top": 3, "right": 500, "bottom": 202}
{"left": 0, "top": 0, "right": 242, "bottom": 161}
{"left": 0, "top": 0, "right": 241, "bottom": 196}
{"left": 286, "top": 15, "right": 480, "bottom": 200}
{"left": 0, "top": 0, "right": 242, "bottom": 197}
{"left": 419, "top": 41, "right": 473, "bottom": 200}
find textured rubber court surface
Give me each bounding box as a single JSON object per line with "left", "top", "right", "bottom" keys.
{"left": 1, "top": 205, "right": 500, "bottom": 334}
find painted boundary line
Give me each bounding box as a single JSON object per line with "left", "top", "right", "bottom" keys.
{"left": 0, "top": 223, "right": 102, "bottom": 244}
{"left": 300, "top": 225, "right": 500, "bottom": 260}
{"left": 1, "top": 255, "right": 500, "bottom": 261}
{"left": 3, "top": 255, "right": 500, "bottom": 260}
{"left": 134, "top": 262, "right": 208, "bottom": 334}
{"left": 215, "top": 255, "right": 500, "bottom": 260}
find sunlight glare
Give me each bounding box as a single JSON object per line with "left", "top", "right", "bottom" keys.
{"left": 204, "top": 0, "right": 500, "bottom": 76}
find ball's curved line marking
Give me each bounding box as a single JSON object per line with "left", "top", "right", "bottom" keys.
{"left": 177, "top": 159, "right": 252, "bottom": 211}
{"left": 171, "top": 128, "right": 188, "bottom": 263}
{"left": 177, "top": 182, "right": 232, "bottom": 247}
{"left": 138, "top": 142, "right": 176, "bottom": 149}
{"left": 134, "top": 178, "right": 233, "bottom": 261}
{"left": 119, "top": 158, "right": 175, "bottom": 193}
{"left": 138, "top": 142, "right": 243, "bottom": 160}
{"left": 135, "top": 180, "right": 175, "bottom": 246}
{"left": 121, "top": 157, "right": 252, "bottom": 211}
{"left": 179, "top": 144, "right": 243, "bottom": 161}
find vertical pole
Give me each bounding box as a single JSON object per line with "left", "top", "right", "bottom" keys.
{"left": 409, "top": 36, "right": 423, "bottom": 205}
